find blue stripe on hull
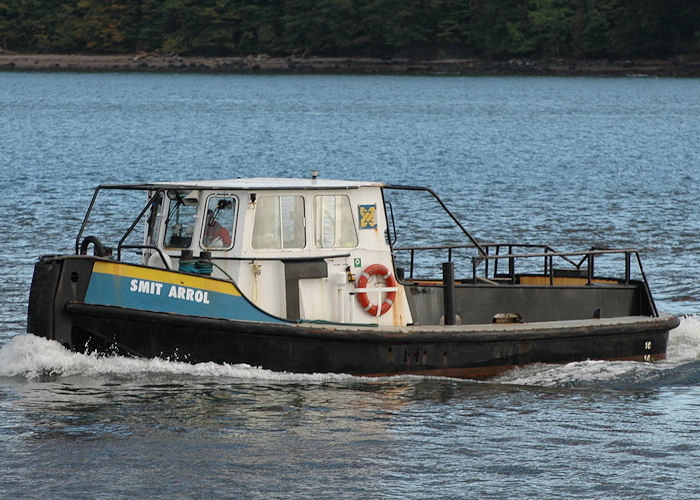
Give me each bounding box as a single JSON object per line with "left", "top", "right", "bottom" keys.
{"left": 85, "top": 266, "right": 285, "bottom": 324}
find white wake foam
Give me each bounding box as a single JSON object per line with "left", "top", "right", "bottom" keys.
{"left": 0, "top": 334, "right": 354, "bottom": 383}
{"left": 666, "top": 314, "right": 700, "bottom": 362}
{"left": 496, "top": 315, "right": 700, "bottom": 387}
{"left": 2, "top": 315, "right": 698, "bottom": 386}
{"left": 494, "top": 359, "right": 664, "bottom": 387}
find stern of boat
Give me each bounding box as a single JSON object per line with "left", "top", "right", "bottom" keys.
{"left": 27, "top": 254, "right": 94, "bottom": 349}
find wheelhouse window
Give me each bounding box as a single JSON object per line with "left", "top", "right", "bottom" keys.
{"left": 313, "top": 195, "right": 358, "bottom": 248}
{"left": 252, "top": 195, "right": 305, "bottom": 249}
{"left": 203, "top": 196, "right": 236, "bottom": 250}
{"left": 164, "top": 190, "right": 199, "bottom": 248}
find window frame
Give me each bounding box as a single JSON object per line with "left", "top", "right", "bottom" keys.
{"left": 201, "top": 194, "right": 238, "bottom": 251}
{"left": 162, "top": 191, "right": 199, "bottom": 250}
{"left": 312, "top": 194, "right": 359, "bottom": 249}
{"left": 251, "top": 194, "right": 307, "bottom": 250}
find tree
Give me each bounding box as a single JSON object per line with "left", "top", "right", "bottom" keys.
{"left": 579, "top": 6, "right": 609, "bottom": 57}
{"left": 528, "top": 0, "right": 575, "bottom": 57}
{"left": 469, "top": 0, "right": 532, "bottom": 58}
{"left": 0, "top": 0, "right": 698, "bottom": 58}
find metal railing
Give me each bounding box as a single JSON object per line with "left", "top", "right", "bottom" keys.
{"left": 392, "top": 242, "right": 658, "bottom": 316}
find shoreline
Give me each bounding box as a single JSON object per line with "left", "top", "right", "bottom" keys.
{"left": 2, "top": 52, "right": 700, "bottom": 77}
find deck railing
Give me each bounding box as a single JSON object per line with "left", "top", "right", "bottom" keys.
{"left": 392, "top": 243, "right": 658, "bottom": 316}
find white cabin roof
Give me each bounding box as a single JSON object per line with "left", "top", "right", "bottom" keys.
{"left": 105, "top": 177, "right": 385, "bottom": 191}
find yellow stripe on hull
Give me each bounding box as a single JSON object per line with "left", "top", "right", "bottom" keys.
{"left": 92, "top": 261, "right": 241, "bottom": 296}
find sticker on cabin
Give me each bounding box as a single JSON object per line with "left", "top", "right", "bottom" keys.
{"left": 354, "top": 257, "right": 362, "bottom": 268}
{"left": 358, "top": 204, "right": 377, "bottom": 229}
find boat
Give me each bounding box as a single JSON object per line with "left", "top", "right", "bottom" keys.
{"left": 27, "top": 174, "right": 679, "bottom": 378}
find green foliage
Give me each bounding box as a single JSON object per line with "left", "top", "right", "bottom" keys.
{"left": 579, "top": 7, "right": 609, "bottom": 57}
{"left": 529, "top": 0, "right": 575, "bottom": 57}
{"left": 0, "top": 0, "right": 698, "bottom": 58}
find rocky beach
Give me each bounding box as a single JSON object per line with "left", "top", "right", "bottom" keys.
{"left": 2, "top": 52, "right": 700, "bottom": 76}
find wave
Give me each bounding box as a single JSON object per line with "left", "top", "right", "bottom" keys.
{"left": 666, "top": 314, "right": 700, "bottom": 362}
{"left": 495, "top": 314, "right": 700, "bottom": 388}
{"left": 1, "top": 316, "right": 699, "bottom": 387}
{"left": 0, "top": 334, "right": 354, "bottom": 384}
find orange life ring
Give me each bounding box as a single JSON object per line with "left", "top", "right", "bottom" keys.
{"left": 356, "top": 263, "right": 397, "bottom": 316}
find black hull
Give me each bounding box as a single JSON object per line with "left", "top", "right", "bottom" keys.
{"left": 61, "top": 302, "right": 676, "bottom": 379}
{"left": 27, "top": 254, "right": 679, "bottom": 379}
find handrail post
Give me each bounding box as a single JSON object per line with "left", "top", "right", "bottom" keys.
{"left": 117, "top": 192, "right": 162, "bottom": 261}
{"left": 410, "top": 249, "right": 415, "bottom": 279}
{"left": 509, "top": 257, "right": 515, "bottom": 283}
{"left": 472, "top": 257, "right": 477, "bottom": 284}
{"left": 75, "top": 186, "right": 103, "bottom": 254}
{"left": 635, "top": 251, "right": 659, "bottom": 316}
{"left": 494, "top": 245, "right": 500, "bottom": 276}
{"left": 549, "top": 254, "right": 554, "bottom": 286}
{"left": 587, "top": 252, "right": 593, "bottom": 285}
{"left": 624, "top": 251, "right": 630, "bottom": 285}
{"left": 382, "top": 185, "right": 487, "bottom": 257}
{"left": 484, "top": 245, "right": 489, "bottom": 279}
{"left": 508, "top": 248, "right": 515, "bottom": 283}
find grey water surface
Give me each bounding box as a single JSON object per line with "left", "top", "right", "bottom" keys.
{"left": 1, "top": 73, "right": 699, "bottom": 498}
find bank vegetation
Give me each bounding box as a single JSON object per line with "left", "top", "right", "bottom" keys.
{"left": 1, "top": 0, "right": 698, "bottom": 61}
